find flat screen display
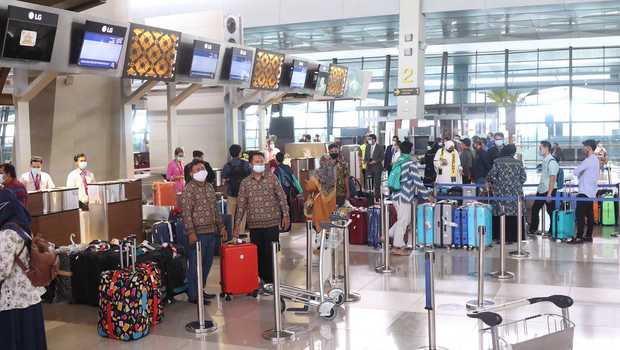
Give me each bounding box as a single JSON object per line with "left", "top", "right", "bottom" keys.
{"left": 314, "top": 64, "right": 329, "bottom": 96}
{"left": 250, "top": 49, "right": 285, "bottom": 90}
{"left": 1, "top": 6, "right": 59, "bottom": 62}
{"left": 326, "top": 64, "right": 348, "bottom": 97}
{"left": 78, "top": 21, "right": 126, "bottom": 69}
{"left": 124, "top": 23, "right": 181, "bottom": 81}
{"left": 229, "top": 47, "right": 252, "bottom": 82}
{"left": 290, "top": 60, "right": 308, "bottom": 89}
{"left": 190, "top": 40, "right": 220, "bottom": 79}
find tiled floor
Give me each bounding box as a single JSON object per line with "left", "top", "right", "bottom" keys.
{"left": 44, "top": 224, "right": 620, "bottom": 349}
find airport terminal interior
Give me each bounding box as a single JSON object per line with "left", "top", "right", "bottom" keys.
{"left": 2, "top": 0, "right": 620, "bottom": 349}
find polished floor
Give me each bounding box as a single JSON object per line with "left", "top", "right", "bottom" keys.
{"left": 43, "top": 223, "right": 620, "bottom": 350}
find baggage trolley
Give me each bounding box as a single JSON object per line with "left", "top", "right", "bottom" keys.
{"left": 468, "top": 295, "right": 575, "bottom": 350}
{"left": 265, "top": 223, "right": 345, "bottom": 320}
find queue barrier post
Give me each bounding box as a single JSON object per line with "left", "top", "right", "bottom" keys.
{"left": 490, "top": 213, "right": 515, "bottom": 280}
{"left": 342, "top": 219, "right": 361, "bottom": 302}
{"left": 510, "top": 195, "right": 530, "bottom": 259}
{"left": 262, "top": 241, "right": 295, "bottom": 342}
{"left": 185, "top": 241, "right": 218, "bottom": 335}
{"left": 466, "top": 226, "right": 495, "bottom": 310}
{"left": 418, "top": 250, "right": 448, "bottom": 350}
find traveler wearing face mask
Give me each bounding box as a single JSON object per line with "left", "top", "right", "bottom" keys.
{"left": 181, "top": 161, "right": 226, "bottom": 304}
{"left": 487, "top": 132, "right": 506, "bottom": 166}
{"left": 529, "top": 141, "right": 559, "bottom": 236}
{"left": 166, "top": 147, "right": 186, "bottom": 193}
{"left": 434, "top": 140, "right": 462, "bottom": 184}
{"left": 320, "top": 144, "right": 351, "bottom": 206}
{"left": 569, "top": 139, "right": 599, "bottom": 244}
{"left": 234, "top": 152, "right": 289, "bottom": 286}
{"left": 363, "top": 134, "right": 385, "bottom": 200}
{"left": 66, "top": 153, "right": 95, "bottom": 209}
{"left": 19, "top": 157, "right": 55, "bottom": 192}
{"left": 384, "top": 136, "right": 400, "bottom": 173}
{"left": 0, "top": 163, "right": 28, "bottom": 206}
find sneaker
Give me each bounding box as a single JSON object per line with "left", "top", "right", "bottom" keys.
{"left": 567, "top": 238, "right": 583, "bottom": 245}
{"left": 583, "top": 237, "right": 593, "bottom": 243}
{"left": 203, "top": 293, "right": 216, "bottom": 300}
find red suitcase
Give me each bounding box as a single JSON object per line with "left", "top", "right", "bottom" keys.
{"left": 348, "top": 210, "right": 368, "bottom": 245}
{"left": 220, "top": 243, "right": 259, "bottom": 300}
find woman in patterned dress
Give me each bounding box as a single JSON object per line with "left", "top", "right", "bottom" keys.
{"left": 487, "top": 144, "right": 527, "bottom": 243}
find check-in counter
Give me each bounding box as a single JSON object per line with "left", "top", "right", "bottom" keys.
{"left": 27, "top": 187, "right": 80, "bottom": 246}
{"left": 88, "top": 179, "right": 143, "bottom": 242}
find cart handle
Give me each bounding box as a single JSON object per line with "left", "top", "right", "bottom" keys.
{"left": 330, "top": 213, "right": 348, "bottom": 222}
{"left": 528, "top": 295, "right": 573, "bottom": 309}
{"left": 467, "top": 311, "right": 503, "bottom": 327}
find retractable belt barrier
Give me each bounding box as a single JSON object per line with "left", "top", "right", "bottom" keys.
{"left": 435, "top": 194, "right": 620, "bottom": 203}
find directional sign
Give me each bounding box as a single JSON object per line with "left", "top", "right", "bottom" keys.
{"left": 393, "top": 87, "right": 420, "bottom": 96}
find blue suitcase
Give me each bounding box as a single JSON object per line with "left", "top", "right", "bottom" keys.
{"left": 416, "top": 203, "right": 435, "bottom": 247}
{"left": 451, "top": 207, "right": 468, "bottom": 248}
{"left": 466, "top": 204, "right": 493, "bottom": 248}
{"left": 368, "top": 207, "right": 381, "bottom": 248}
{"left": 552, "top": 209, "right": 575, "bottom": 241}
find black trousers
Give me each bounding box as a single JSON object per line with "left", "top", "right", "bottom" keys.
{"left": 366, "top": 165, "right": 382, "bottom": 201}
{"left": 576, "top": 194, "right": 594, "bottom": 239}
{"left": 0, "top": 302, "right": 47, "bottom": 350}
{"left": 249, "top": 226, "right": 280, "bottom": 284}
{"left": 492, "top": 215, "right": 522, "bottom": 243}
{"left": 530, "top": 190, "right": 557, "bottom": 234}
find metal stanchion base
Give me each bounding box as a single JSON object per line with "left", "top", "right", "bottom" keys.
{"left": 262, "top": 329, "right": 295, "bottom": 343}
{"left": 509, "top": 250, "right": 530, "bottom": 259}
{"left": 489, "top": 271, "right": 515, "bottom": 280}
{"left": 375, "top": 265, "right": 394, "bottom": 274}
{"left": 345, "top": 292, "right": 361, "bottom": 302}
{"left": 466, "top": 299, "right": 495, "bottom": 311}
{"left": 418, "top": 346, "right": 449, "bottom": 350}
{"left": 185, "top": 320, "right": 218, "bottom": 334}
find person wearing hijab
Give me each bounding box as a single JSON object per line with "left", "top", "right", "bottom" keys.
{"left": 434, "top": 140, "right": 463, "bottom": 184}
{"left": 304, "top": 156, "right": 338, "bottom": 231}
{"left": 487, "top": 144, "right": 527, "bottom": 243}
{"left": 0, "top": 189, "right": 47, "bottom": 350}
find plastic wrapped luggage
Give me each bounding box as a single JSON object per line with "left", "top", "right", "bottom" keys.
{"left": 348, "top": 210, "right": 368, "bottom": 245}
{"left": 434, "top": 200, "right": 455, "bottom": 247}
{"left": 416, "top": 203, "right": 435, "bottom": 247}
{"left": 153, "top": 182, "right": 177, "bottom": 206}
{"left": 466, "top": 203, "right": 493, "bottom": 248}
{"left": 602, "top": 193, "right": 616, "bottom": 226}
{"left": 220, "top": 243, "right": 259, "bottom": 298}
{"left": 367, "top": 207, "right": 381, "bottom": 248}
{"left": 451, "top": 206, "right": 468, "bottom": 248}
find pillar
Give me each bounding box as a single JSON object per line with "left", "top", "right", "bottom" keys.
{"left": 13, "top": 69, "right": 32, "bottom": 176}
{"left": 396, "top": 0, "right": 425, "bottom": 121}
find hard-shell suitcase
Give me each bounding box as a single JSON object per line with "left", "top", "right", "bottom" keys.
{"left": 367, "top": 207, "right": 381, "bottom": 248}
{"left": 220, "top": 243, "right": 259, "bottom": 298}
{"left": 292, "top": 194, "right": 306, "bottom": 222}
{"left": 466, "top": 203, "right": 493, "bottom": 248}
{"left": 552, "top": 209, "right": 576, "bottom": 241}
{"left": 71, "top": 244, "right": 120, "bottom": 306}
{"left": 434, "top": 201, "right": 455, "bottom": 248}
{"left": 602, "top": 194, "right": 616, "bottom": 226}
{"left": 349, "top": 210, "right": 368, "bottom": 245}
{"left": 463, "top": 186, "right": 477, "bottom": 205}
{"left": 416, "top": 203, "right": 435, "bottom": 247}
{"left": 451, "top": 207, "right": 468, "bottom": 248}
{"left": 153, "top": 182, "right": 177, "bottom": 206}
{"left": 593, "top": 200, "right": 600, "bottom": 225}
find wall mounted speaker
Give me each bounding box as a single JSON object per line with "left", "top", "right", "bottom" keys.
{"left": 223, "top": 15, "right": 243, "bottom": 44}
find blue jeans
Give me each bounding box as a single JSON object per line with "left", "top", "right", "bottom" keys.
{"left": 187, "top": 234, "right": 218, "bottom": 301}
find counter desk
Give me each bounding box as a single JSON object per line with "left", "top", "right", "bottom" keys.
{"left": 88, "top": 179, "right": 143, "bottom": 242}
{"left": 27, "top": 187, "right": 81, "bottom": 246}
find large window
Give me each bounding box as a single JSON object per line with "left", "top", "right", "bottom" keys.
{"left": 0, "top": 107, "right": 15, "bottom": 164}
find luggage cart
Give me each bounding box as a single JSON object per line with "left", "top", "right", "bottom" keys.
{"left": 468, "top": 295, "right": 575, "bottom": 350}
{"left": 265, "top": 223, "right": 345, "bottom": 320}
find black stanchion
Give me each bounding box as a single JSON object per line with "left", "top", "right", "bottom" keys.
{"left": 418, "top": 250, "right": 448, "bottom": 350}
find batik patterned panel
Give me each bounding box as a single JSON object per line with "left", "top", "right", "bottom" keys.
{"left": 326, "top": 64, "right": 348, "bottom": 97}
{"left": 250, "top": 49, "right": 285, "bottom": 90}
{"left": 125, "top": 24, "right": 180, "bottom": 81}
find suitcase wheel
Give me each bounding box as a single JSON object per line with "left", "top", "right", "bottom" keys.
{"left": 225, "top": 294, "right": 232, "bottom": 302}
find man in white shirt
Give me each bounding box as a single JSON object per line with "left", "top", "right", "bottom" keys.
{"left": 19, "top": 156, "right": 55, "bottom": 192}
{"left": 66, "top": 153, "right": 96, "bottom": 208}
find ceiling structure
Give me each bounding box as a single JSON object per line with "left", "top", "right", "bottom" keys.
{"left": 244, "top": 1, "right": 620, "bottom": 53}
{"left": 23, "top": 0, "right": 106, "bottom": 12}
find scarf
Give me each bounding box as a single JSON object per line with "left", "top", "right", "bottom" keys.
{"left": 0, "top": 189, "right": 32, "bottom": 234}
{"left": 388, "top": 154, "right": 412, "bottom": 191}
{"left": 440, "top": 148, "right": 457, "bottom": 177}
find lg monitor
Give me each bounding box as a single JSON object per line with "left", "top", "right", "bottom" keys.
{"left": 189, "top": 40, "right": 220, "bottom": 79}
{"left": 1, "top": 5, "right": 59, "bottom": 62}
{"left": 77, "top": 21, "right": 126, "bottom": 69}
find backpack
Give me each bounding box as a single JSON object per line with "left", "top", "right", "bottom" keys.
{"left": 228, "top": 162, "right": 249, "bottom": 197}
{"left": 552, "top": 158, "right": 565, "bottom": 190}
{"left": 4, "top": 223, "right": 59, "bottom": 288}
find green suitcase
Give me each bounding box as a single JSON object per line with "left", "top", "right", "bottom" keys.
{"left": 602, "top": 194, "right": 616, "bottom": 226}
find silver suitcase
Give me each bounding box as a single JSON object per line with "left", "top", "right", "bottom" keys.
{"left": 434, "top": 200, "right": 456, "bottom": 247}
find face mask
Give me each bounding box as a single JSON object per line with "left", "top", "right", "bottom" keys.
{"left": 329, "top": 153, "right": 339, "bottom": 159}
{"left": 447, "top": 148, "right": 454, "bottom": 153}
{"left": 78, "top": 161, "right": 88, "bottom": 170}
{"left": 0, "top": 174, "right": 4, "bottom": 183}
{"left": 192, "top": 170, "right": 207, "bottom": 182}
{"left": 253, "top": 164, "right": 266, "bottom": 173}
{"left": 495, "top": 139, "right": 504, "bottom": 147}
{"left": 176, "top": 155, "right": 184, "bottom": 161}
{"left": 31, "top": 168, "right": 41, "bottom": 176}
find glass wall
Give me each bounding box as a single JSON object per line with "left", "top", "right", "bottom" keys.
{"left": 242, "top": 45, "right": 620, "bottom": 162}
{"left": 0, "top": 107, "right": 15, "bottom": 164}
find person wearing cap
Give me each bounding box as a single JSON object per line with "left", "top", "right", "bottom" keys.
{"left": 433, "top": 140, "right": 462, "bottom": 184}
{"left": 19, "top": 157, "right": 55, "bottom": 192}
